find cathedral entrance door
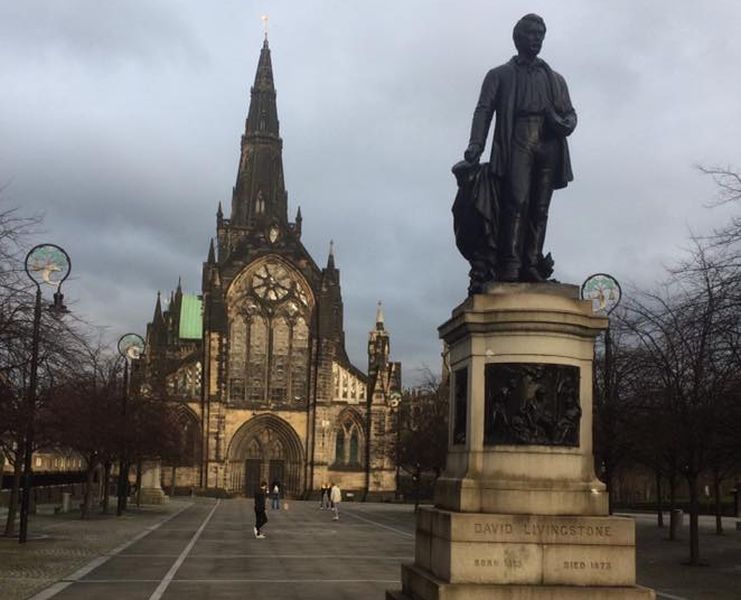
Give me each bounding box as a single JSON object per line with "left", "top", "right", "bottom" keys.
{"left": 245, "top": 459, "right": 261, "bottom": 497}
{"left": 269, "top": 460, "right": 285, "bottom": 487}
{"left": 227, "top": 415, "right": 305, "bottom": 497}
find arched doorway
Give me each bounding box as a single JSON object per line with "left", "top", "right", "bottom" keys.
{"left": 163, "top": 405, "right": 202, "bottom": 490}
{"left": 226, "top": 414, "right": 304, "bottom": 497}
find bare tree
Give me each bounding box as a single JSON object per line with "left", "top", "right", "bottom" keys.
{"left": 621, "top": 240, "right": 741, "bottom": 565}
{"left": 388, "top": 369, "right": 449, "bottom": 508}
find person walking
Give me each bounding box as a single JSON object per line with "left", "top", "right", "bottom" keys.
{"left": 254, "top": 481, "right": 268, "bottom": 539}
{"left": 270, "top": 481, "right": 281, "bottom": 510}
{"left": 330, "top": 482, "right": 342, "bottom": 521}
{"left": 320, "top": 482, "right": 330, "bottom": 510}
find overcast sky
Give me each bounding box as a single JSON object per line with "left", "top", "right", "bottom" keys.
{"left": 2, "top": 1, "right": 741, "bottom": 384}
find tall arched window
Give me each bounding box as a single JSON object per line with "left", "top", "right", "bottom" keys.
{"left": 226, "top": 258, "right": 313, "bottom": 409}
{"left": 332, "top": 411, "right": 364, "bottom": 469}
{"left": 335, "top": 430, "right": 345, "bottom": 464}
{"left": 349, "top": 431, "right": 359, "bottom": 465}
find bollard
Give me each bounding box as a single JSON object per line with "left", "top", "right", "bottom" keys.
{"left": 670, "top": 508, "right": 683, "bottom": 538}
{"left": 61, "top": 492, "right": 71, "bottom": 513}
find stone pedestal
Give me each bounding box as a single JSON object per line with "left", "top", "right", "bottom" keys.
{"left": 138, "top": 460, "right": 168, "bottom": 505}
{"left": 387, "top": 284, "right": 654, "bottom": 599}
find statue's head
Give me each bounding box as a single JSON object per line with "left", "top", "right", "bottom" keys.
{"left": 513, "top": 14, "right": 546, "bottom": 58}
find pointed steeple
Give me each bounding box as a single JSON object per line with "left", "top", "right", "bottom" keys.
{"left": 294, "top": 205, "right": 303, "bottom": 238}
{"left": 327, "top": 239, "right": 336, "bottom": 270}
{"left": 368, "top": 299, "right": 390, "bottom": 381}
{"left": 375, "top": 300, "right": 385, "bottom": 330}
{"left": 230, "top": 37, "right": 287, "bottom": 226}
{"left": 246, "top": 40, "right": 278, "bottom": 136}
{"left": 153, "top": 291, "right": 164, "bottom": 328}
{"left": 207, "top": 238, "right": 216, "bottom": 264}
{"left": 176, "top": 276, "right": 182, "bottom": 294}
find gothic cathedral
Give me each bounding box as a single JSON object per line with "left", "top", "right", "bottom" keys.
{"left": 140, "top": 38, "right": 401, "bottom": 498}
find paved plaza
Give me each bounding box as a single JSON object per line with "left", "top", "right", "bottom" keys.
{"left": 1, "top": 498, "right": 740, "bottom": 599}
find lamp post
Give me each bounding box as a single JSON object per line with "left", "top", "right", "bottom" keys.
{"left": 580, "top": 273, "right": 622, "bottom": 402}
{"left": 20, "top": 244, "right": 70, "bottom": 544}
{"left": 580, "top": 273, "right": 622, "bottom": 513}
{"left": 116, "top": 333, "right": 145, "bottom": 516}
{"left": 389, "top": 393, "right": 401, "bottom": 500}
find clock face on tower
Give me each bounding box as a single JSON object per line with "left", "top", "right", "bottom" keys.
{"left": 252, "top": 263, "right": 292, "bottom": 301}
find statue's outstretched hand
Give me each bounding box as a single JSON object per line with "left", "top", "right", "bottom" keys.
{"left": 464, "top": 144, "right": 482, "bottom": 164}
{"left": 545, "top": 107, "right": 576, "bottom": 138}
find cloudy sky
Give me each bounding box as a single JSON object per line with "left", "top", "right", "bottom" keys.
{"left": 2, "top": 1, "right": 741, "bottom": 383}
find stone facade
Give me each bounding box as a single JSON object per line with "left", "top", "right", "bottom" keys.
{"left": 140, "top": 38, "right": 401, "bottom": 498}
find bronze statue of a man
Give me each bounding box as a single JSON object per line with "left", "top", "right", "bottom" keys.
{"left": 453, "top": 14, "right": 576, "bottom": 292}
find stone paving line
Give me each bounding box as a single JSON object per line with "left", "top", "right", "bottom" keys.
{"left": 3, "top": 500, "right": 740, "bottom": 600}
{"left": 0, "top": 499, "right": 195, "bottom": 600}
{"left": 27, "top": 498, "right": 415, "bottom": 600}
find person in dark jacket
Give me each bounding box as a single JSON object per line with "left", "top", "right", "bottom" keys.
{"left": 254, "top": 481, "right": 268, "bottom": 538}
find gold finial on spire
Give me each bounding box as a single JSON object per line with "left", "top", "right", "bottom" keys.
{"left": 261, "top": 15, "right": 269, "bottom": 40}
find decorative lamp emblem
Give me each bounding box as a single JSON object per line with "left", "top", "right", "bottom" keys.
{"left": 118, "top": 333, "right": 145, "bottom": 360}
{"left": 580, "top": 273, "right": 622, "bottom": 315}
{"left": 25, "top": 244, "right": 71, "bottom": 289}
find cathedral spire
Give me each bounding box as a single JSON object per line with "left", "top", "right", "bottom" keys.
{"left": 294, "top": 205, "right": 302, "bottom": 238}
{"left": 327, "top": 239, "right": 336, "bottom": 270}
{"left": 230, "top": 37, "right": 287, "bottom": 227}
{"left": 376, "top": 300, "right": 385, "bottom": 330}
{"left": 207, "top": 238, "right": 216, "bottom": 264}
{"left": 153, "top": 291, "right": 164, "bottom": 328}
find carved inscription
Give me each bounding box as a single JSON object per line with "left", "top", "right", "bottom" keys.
{"left": 473, "top": 520, "right": 613, "bottom": 540}
{"left": 474, "top": 522, "right": 513, "bottom": 535}
{"left": 474, "top": 558, "right": 499, "bottom": 567}
{"left": 563, "top": 561, "right": 612, "bottom": 571}
{"left": 524, "top": 524, "right": 612, "bottom": 538}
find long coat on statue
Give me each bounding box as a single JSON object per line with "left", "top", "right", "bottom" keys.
{"left": 468, "top": 57, "right": 575, "bottom": 189}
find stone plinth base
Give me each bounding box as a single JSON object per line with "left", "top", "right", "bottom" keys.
{"left": 137, "top": 460, "right": 168, "bottom": 505}
{"left": 138, "top": 487, "right": 169, "bottom": 505}
{"left": 387, "top": 508, "right": 654, "bottom": 600}
{"left": 386, "top": 564, "right": 655, "bottom": 599}
{"left": 434, "top": 476, "right": 607, "bottom": 516}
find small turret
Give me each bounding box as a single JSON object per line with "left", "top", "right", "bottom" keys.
{"left": 295, "top": 206, "right": 302, "bottom": 238}
{"left": 327, "top": 239, "right": 336, "bottom": 271}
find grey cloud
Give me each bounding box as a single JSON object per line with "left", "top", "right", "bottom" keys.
{"left": 4, "top": 1, "right": 741, "bottom": 383}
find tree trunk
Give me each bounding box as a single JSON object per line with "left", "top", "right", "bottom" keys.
{"left": 413, "top": 465, "right": 421, "bottom": 513}
{"left": 80, "top": 456, "right": 96, "bottom": 520}
{"left": 713, "top": 470, "right": 723, "bottom": 535}
{"left": 101, "top": 461, "right": 111, "bottom": 514}
{"left": 116, "top": 461, "right": 129, "bottom": 516}
{"left": 655, "top": 470, "right": 664, "bottom": 528}
{"left": 4, "top": 453, "right": 23, "bottom": 537}
{"left": 135, "top": 461, "right": 143, "bottom": 508}
{"left": 668, "top": 473, "right": 678, "bottom": 541}
{"left": 170, "top": 465, "right": 177, "bottom": 498}
{"left": 687, "top": 474, "right": 701, "bottom": 565}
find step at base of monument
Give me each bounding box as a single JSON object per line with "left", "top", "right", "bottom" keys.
{"left": 415, "top": 508, "right": 639, "bottom": 586}
{"left": 137, "top": 488, "right": 169, "bottom": 505}
{"left": 387, "top": 564, "right": 655, "bottom": 600}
